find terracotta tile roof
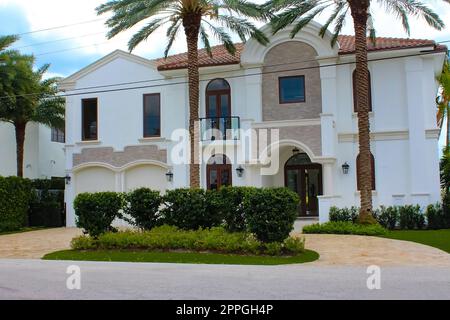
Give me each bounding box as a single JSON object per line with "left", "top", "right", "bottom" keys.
{"left": 155, "top": 43, "right": 244, "bottom": 71}
{"left": 337, "top": 35, "right": 440, "bottom": 54}
{"left": 155, "top": 36, "right": 445, "bottom": 71}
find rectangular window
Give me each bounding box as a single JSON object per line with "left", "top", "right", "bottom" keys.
{"left": 143, "top": 93, "right": 161, "bottom": 137}
{"left": 82, "top": 98, "right": 98, "bottom": 141}
{"left": 279, "top": 76, "right": 306, "bottom": 104}
{"left": 51, "top": 127, "right": 65, "bottom": 143}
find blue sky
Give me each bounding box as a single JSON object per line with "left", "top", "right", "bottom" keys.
{"left": 1, "top": 0, "right": 450, "bottom": 78}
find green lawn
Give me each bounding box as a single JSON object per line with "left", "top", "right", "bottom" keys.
{"left": 43, "top": 249, "right": 320, "bottom": 265}
{"left": 0, "top": 227, "right": 46, "bottom": 236}
{"left": 382, "top": 229, "right": 450, "bottom": 253}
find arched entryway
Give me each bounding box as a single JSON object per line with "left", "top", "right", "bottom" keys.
{"left": 207, "top": 154, "right": 232, "bottom": 190}
{"left": 285, "top": 153, "right": 323, "bottom": 217}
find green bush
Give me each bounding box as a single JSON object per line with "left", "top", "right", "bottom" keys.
{"left": 125, "top": 188, "right": 161, "bottom": 230}
{"left": 160, "top": 189, "right": 222, "bottom": 230}
{"left": 399, "top": 205, "right": 424, "bottom": 230}
{"left": 442, "top": 193, "right": 450, "bottom": 228}
{"left": 329, "top": 206, "right": 359, "bottom": 223}
{"left": 244, "top": 188, "right": 299, "bottom": 243}
{"left": 74, "top": 192, "right": 126, "bottom": 237}
{"left": 303, "top": 221, "right": 388, "bottom": 236}
{"left": 71, "top": 225, "right": 306, "bottom": 256}
{"left": 0, "top": 176, "right": 32, "bottom": 232}
{"left": 374, "top": 206, "right": 399, "bottom": 230}
{"left": 218, "top": 187, "right": 255, "bottom": 232}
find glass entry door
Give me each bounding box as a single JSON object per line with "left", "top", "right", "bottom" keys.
{"left": 285, "top": 164, "right": 322, "bottom": 217}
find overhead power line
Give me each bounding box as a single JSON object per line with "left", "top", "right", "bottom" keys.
{"left": 13, "top": 32, "right": 106, "bottom": 50}
{"left": 17, "top": 18, "right": 106, "bottom": 36}
{"left": 0, "top": 49, "right": 446, "bottom": 101}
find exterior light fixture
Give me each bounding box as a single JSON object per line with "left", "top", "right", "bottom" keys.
{"left": 342, "top": 162, "right": 350, "bottom": 175}
{"left": 166, "top": 170, "right": 174, "bottom": 182}
{"left": 236, "top": 166, "right": 245, "bottom": 178}
{"left": 65, "top": 174, "right": 72, "bottom": 185}
{"left": 292, "top": 147, "right": 300, "bottom": 155}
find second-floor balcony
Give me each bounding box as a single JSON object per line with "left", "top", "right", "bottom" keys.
{"left": 200, "top": 116, "right": 240, "bottom": 141}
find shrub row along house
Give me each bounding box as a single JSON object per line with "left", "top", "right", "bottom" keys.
{"left": 59, "top": 22, "right": 447, "bottom": 226}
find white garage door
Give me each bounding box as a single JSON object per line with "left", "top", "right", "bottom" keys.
{"left": 124, "top": 164, "right": 167, "bottom": 193}
{"left": 75, "top": 166, "right": 116, "bottom": 195}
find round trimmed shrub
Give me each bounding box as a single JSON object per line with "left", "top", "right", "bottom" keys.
{"left": 125, "top": 188, "right": 161, "bottom": 230}
{"left": 74, "top": 192, "right": 125, "bottom": 237}
{"left": 218, "top": 187, "right": 256, "bottom": 232}
{"left": 160, "top": 189, "right": 223, "bottom": 230}
{"left": 244, "top": 188, "right": 299, "bottom": 243}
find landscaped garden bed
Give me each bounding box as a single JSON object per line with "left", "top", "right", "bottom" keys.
{"left": 48, "top": 187, "right": 319, "bottom": 265}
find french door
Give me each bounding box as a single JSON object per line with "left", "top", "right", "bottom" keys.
{"left": 285, "top": 164, "right": 322, "bottom": 217}
{"left": 207, "top": 164, "right": 232, "bottom": 190}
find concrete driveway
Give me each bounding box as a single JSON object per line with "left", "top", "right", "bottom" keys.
{"left": 1, "top": 227, "right": 450, "bottom": 267}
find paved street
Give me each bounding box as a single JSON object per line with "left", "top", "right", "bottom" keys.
{"left": 1, "top": 259, "right": 449, "bottom": 300}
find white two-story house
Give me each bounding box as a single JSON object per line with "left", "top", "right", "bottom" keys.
{"left": 59, "top": 22, "right": 447, "bottom": 226}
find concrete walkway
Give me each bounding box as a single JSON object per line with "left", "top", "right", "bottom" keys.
{"left": 0, "top": 227, "right": 449, "bottom": 267}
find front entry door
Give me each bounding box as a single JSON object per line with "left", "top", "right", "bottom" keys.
{"left": 286, "top": 164, "right": 322, "bottom": 217}
{"left": 207, "top": 164, "right": 232, "bottom": 190}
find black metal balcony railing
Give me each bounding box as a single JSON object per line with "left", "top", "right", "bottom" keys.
{"left": 200, "top": 116, "right": 240, "bottom": 141}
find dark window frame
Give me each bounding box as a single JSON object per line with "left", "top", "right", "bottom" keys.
{"left": 278, "top": 75, "right": 306, "bottom": 104}
{"left": 143, "top": 93, "right": 161, "bottom": 138}
{"left": 81, "top": 98, "right": 98, "bottom": 141}
{"left": 353, "top": 70, "right": 373, "bottom": 113}
{"left": 206, "top": 78, "right": 231, "bottom": 118}
{"left": 51, "top": 127, "right": 65, "bottom": 143}
{"left": 356, "top": 152, "right": 376, "bottom": 191}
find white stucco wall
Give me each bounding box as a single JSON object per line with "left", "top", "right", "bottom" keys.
{"left": 0, "top": 122, "right": 65, "bottom": 179}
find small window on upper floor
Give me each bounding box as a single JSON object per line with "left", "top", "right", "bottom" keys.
{"left": 51, "top": 127, "right": 65, "bottom": 143}
{"left": 82, "top": 98, "right": 98, "bottom": 141}
{"left": 279, "top": 76, "right": 306, "bottom": 104}
{"left": 353, "top": 70, "right": 373, "bottom": 113}
{"left": 143, "top": 93, "right": 161, "bottom": 138}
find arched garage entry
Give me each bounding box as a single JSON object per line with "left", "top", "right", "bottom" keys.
{"left": 75, "top": 166, "right": 116, "bottom": 194}
{"left": 124, "top": 164, "right": 167, "bottom": 192}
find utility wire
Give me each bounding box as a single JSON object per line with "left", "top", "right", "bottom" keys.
{"left": 16, "top": 18, "right": 106, "bottom": 36}
{"left": 13, "top": 32, "right": 106, "bottom": 50}
{"left": 0, "top": 48, "right": 445, "bottom": 101}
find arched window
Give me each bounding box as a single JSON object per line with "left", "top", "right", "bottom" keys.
{"left": 207, "top": 154, "right": 232, "bottom": 190}
{"left": 356, "top": 152, "right": 376, "bottom": 191}
{"left": 206, "top": 79, "right": 231, "bottom": 118}
{"left": 285, "top": 153, "right": 312, "bottom": 166}
{"left": 353, "top": 70, "right": 373, "bottom": 113}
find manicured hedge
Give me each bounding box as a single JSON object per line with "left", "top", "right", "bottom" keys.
{"left": 74, "top": 192, "right": 126, "bottom": 238}
{"left": 0, "top": 176, "right": 32, "bottom": 232}
{"left": 73, "top": 187, "right": 300, "bottom": 243}
{"left": 244, "top": 188, "right": 299, "bottom": 243}
{"left": 124, "top": 188, "right": 161, "bottom": 230}
{"left": 330, "top": 204, "right": 449, "bottom": 230}
{"left": 160, "top": 189, "right": 222, "bottom": 230}
{"left": 303, "top": 222, "right": 388, "bottom": 236}
{"left": 71, "top": 225, "right": 306, "bottom": 256}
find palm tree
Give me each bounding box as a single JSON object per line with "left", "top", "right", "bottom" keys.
{"left": 0, "top": 39, "right": 65, "bottom": 177}
{"left": 97, "top": 0, "right": 269, "bottom": 188}
{"left": 265, "top": 0, "right": 446, "bottom": 223}
{"left": 438, "top": 60, "right": 450, "bottom": 148}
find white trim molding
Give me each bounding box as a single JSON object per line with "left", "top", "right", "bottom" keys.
{"left": 338, "top": 130, "right": 409, "bottom": 143}
{"left": 71, "top": 159, "right": 171, "bottom": 174}
{"left": 252, "top": 118, "right": 321, "bottom": 129}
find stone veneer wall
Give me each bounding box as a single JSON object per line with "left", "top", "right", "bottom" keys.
{"left": 262, "top": 41, "right": 322, "bottom": 121}
{"left": 73, "top": 145, "right": 167, "bottom": 168}
{"left": 254, "top": 125, "right": 322, "bottom": 157}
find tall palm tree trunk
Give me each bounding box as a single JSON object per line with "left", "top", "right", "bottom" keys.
{"left": 183, "top": 13, "right": 202, "bottom": 188}
{"left": 446, "top": 104, "right": 450, "bottom": 148}
{"left": 349, "top": 0, "right": 374, "bottom": 223}
{"left": 14, "top": 122, "right": 26, "bottom": 178}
